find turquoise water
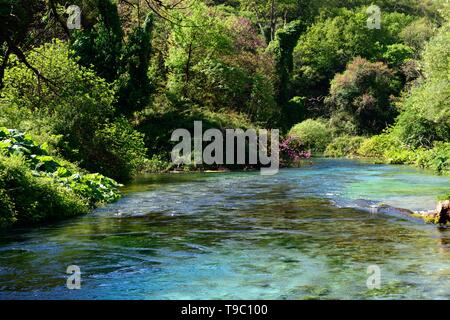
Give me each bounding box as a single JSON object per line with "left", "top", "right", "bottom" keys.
{"left": 0, "top": 159, "right": 449, "bottom": 299}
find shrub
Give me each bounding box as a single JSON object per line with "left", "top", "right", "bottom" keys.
{"left": 415, "top": 142, "right": 450, "bottom": 174}
{"left": 138, "top": 105, "right": 254, "bottom": 156}
{"left": 399, "top": 17, "right": 436, "bottom": 55}
{"left": 288, "top": 119, "right": 332, "bottom": 153}
{"left": 0, "top": 154, "right": 89, "bottom": 228}
{"left": 279, "top": 135, "right": 312, "bottom": 165}
{"left": 0, "top": 128, "right": 122, "bottom": 228}
{"left": 382, "top": 43, "right": 414, "bottom": 67}
{"left": 141, "top": 154, "right": 174, "bottom": 173}
{"left": 324, "top": 136, "right": 365, "bottom": 158}
{"left": 90, "top": 119, "right": 147, "bottom": 182}
{"left": 292, "top": 8, "right": 414, "bottom": 91}
{"left": 383, "top": 148, "right": 416, "bottom": 164}
{"left": 357, "top": 134, "right": 399, "bottom": 158}
{"left": 0, "top": 40, "right": 130, "bottom": 179}
{"left": 326, "top": 57, "right": 399, "bottom": 135}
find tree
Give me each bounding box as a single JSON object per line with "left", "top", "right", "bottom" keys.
{"left": 165, "top": 2, "right": 277, "bottom": 125}
{"left": 116, "top": 12, "right": 154, "bottom": 115}
{"left": 267, "top": 19, "right": 305, "bottom": 117}
{"left": 326, "top": 57, "right": 399, "bottom": 135}
{"left": 390, "top": 14, "right": 450, "bottom": 147}
{"left": 292, "top": 8, "right": 415, "bottom": 99}
{"left": 0, "top": 0, "right": 49, "bottom": 89}
{"left": 70, "top": 0, "right": 123, "bottom": 82}
{"left": 70, "top": 0, "right": 155, "bottom": 115}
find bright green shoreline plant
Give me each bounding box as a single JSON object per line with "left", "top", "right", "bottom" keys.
{"left": 0, "top": 128, "right": 122, "bottom": 228}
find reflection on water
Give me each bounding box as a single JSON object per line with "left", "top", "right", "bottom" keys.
{"left": 0, "top": 159, "right": 449, "bottom": 299}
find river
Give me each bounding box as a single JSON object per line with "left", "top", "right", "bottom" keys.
{"left": 0, "top": 158, "right": 449, "bottom": 299}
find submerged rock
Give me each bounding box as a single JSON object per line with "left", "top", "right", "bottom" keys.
{"left": 412, "top": 200, "right": 450, "bottom": 225}
{"left": 436, "top": 200, "right": 450, "bottom": 224}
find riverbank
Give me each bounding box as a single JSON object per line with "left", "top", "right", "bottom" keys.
{"left": 0, "top": 129, "right": 122, "bottom": 229}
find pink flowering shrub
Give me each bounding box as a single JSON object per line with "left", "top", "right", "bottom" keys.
{"left": 279, "top": 135, "right": 312, "bottom": 166}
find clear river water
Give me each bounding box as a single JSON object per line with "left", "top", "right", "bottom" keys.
{"left": 0, "top": 158, "right": 449, "bottom": 299}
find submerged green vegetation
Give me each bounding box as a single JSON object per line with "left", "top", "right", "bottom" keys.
{"left": 0, "top": 0, "right": 449, "bottom": 227}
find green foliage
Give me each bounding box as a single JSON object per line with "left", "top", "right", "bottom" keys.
{"left": 399, "top": 17, "right": 436, "bottom": 55}
{"left": 70, "top": 2, "right": 154, "bottom": 115}
{"left": 389, "top": 17, "right": 450, "bottom": 148}
{"left": 327, "top": 57, "right": 399, "bottom": 135}
{"left": 141, "top": 154, "right": 174, "bottom": 173}
{"left": 289, "top": 119, "right": 332, "bottom": 152}
{"left": 328, "top": 110, "right": 359, "bottom": 136}
{"left": 267, "top": 20, "right": 305, "bottom": 116}
{"left": 283, "top": 96, "right": 307, "bottom": 128}
{"left": 382, "top": 43, "right": 414, "bottom": 67}
{"left": 0, "top": 127, "right": 122, "bottom": 206}
{"left": 413, "top": 142, "right": 450, "bottom": 174}
{"left": 70, "top": 0, "right": 123, "bottom": 82}
{"left": 1, "top": 40, "right": 146, "bottom": 181}
{"left": 324, "top": 136, "right": 365, "bottom": 158}
{"left": 0, "top": 153, "right": 90, "bottom": 228}
{"left": 357, "top": 134, "right": 398, "bottom": 158}
{"left": 165, "top": 3, "right": 277, "bottom": 125}
{"left": 138, "top": 105, "right": 254, "bottom": 156}
{"left": 1, "top": 39, "right": 115, "bottom": 156}
{"left": 90, "top": 118, "right": 147, "bottom": 182}
{"left": 292, "top": 8, "right": 414, "bottom": 94}
{"left": 116, "top": 13, "right": 154, "bottom": 115}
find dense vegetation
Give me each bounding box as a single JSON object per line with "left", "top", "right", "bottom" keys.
{"left": 0, "top": 0, "right": 449, "bottom": 227}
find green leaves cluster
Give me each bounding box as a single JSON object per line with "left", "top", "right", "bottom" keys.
{"left": 164, "top": 2, "right": 278, "bottom": 125}
{"left": 70, "top": 0, "right": 154, "bottom": 115}
{"left": 327, "top": 57, "right": 399, "bottom": 135}
{"left": 0, "top": 39, "right": 146, "bottom": 182}
{"left": 0, "top": 127, "right": 122, "bottom": 207}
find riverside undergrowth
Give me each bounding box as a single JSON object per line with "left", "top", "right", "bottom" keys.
{"left": 0, "top": 128, "right": 122, "bottom": 228}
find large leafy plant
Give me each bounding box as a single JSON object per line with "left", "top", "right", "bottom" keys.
{"left": 0, "top": 128, "right": 122, "bottom": 205}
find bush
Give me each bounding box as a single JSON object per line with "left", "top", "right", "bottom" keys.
{"left": 392, "top": 110, "right": 445, "bottom": 148}
{"left": 288, "top": 119, "right": 332, "bottom": 153}
{"left": 292, "top": 8, "right": 414, "bottom": 92}
{"left": 414, "top": 142, "right": 450, "bottom": 174}
{"left": 138, "top": 105, "right": 254, "bottom": 157}
{"left": 324, "top": 136, "right": 365, "bottom": 158}
{"left": 326, "top": 57, "right": 399, "bottom": 135}
{"left": 0, "top": 40, "right": 133, "bottom": 178}
{"left": 90, "top": 119, "right": 147, "bottom": 182}
{"left": 389, "top": 18, "right": 450, "bottom": 148}
{"left": 0, "top": 154, "right": 89, "bottom": 228}
{"left": 383, "top": 148, "right": 416, "bottom": 164}
{"left": 357, "top": 134, "right": 399, "bottom": 158}
{"left": 0, "top": 128, "right": 122, "bottom": 228}
{"left": 279, "top": 135, "right": 312, "bottom": 165}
